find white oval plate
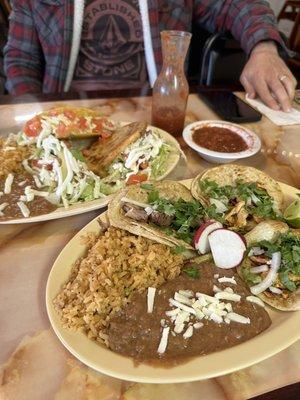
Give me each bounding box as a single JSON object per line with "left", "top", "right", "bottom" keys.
{"left": 0, "top": 125, "right": 180, "bottom": 224}
{"left": 183, "top": 120, "right": 261, "bottom": 164}
{"left": 46, "top": 179, "right": 300, "bottom": 383}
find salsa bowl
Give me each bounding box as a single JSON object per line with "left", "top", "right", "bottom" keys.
{"left": 183, "top": 120, "right": 261, "bottom": 164}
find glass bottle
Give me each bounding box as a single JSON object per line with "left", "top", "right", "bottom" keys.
{"left": 151, "top": 30, "right": 192, "bottom": 137}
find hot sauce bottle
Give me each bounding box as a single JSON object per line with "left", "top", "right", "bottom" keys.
{"left": 151, "top": 31, "right": 192, "bottom": 137}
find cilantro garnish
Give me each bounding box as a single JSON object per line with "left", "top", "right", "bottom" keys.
{"left": 171, "top": 245, "right": 186, "bottom": 254}
{"left": 147, "top": 192, "right": 206, "bottom": 244}
{"left": 199, "top": 179, "right": 281, "bottom": 221}
{"left": 183, "top": 265, "right": 200, "bottom": 279}
{"left": 140, "top": 183, "right": 154, "bottom": 190}
{"left": 250, "top": 233, "right": 300, "bottom": 291}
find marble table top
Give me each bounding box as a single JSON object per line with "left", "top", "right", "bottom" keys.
{"left": 0, "top": 91, "right": 299, "bottom": 400}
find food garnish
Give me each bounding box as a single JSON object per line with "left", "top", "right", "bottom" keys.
{"left": 183, "top": 265, "right": 200, "bottom": 279}
{"left": 208, "top": 229, "right": 246, "bottom": 269}
{"left": 199, "top": 179, "right": 281, "bottom": 224}
{"left": 284, "top": 196, "right": 300, "bottom": 228}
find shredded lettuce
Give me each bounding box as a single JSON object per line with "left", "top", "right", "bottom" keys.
{"left": 150, "top": 144, "right": 170, "bottom": 178}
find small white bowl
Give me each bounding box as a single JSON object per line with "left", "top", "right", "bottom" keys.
{"left": 183, "top": 120, "right": 261, "bottom": 164}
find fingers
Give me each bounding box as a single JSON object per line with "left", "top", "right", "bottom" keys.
{"left": 268, "top": 77, "right": 292, "bottom": 112}
{"left": 280, "top": 74, "right": 297, "bottom": 101}
{"left": 240, "top": 75, "right": 256, "bottom": 99}
{"left": 254, "top": 78, "right": 280, "bottom": 111}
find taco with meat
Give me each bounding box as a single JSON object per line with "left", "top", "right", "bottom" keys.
{"left": 237, "top": 220, "right": 300, "bottom": 311}
{"left": 190, "top": 165, "right": 284, "bottom": 232}
{"left": 108, "top": 180, "right": 209, "bottom": 250}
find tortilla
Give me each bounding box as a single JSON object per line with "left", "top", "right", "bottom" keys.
{"left": 40, "top": 105, "right": 115, "bottom": 138}
{"left": 191, "top": 164, "right": 284, "bottom": 230}
{"left": 237, "top": 222, "right": 300, "bottom": 311}
{"left": 108, "top": 180, "right": 196, "bottom": 250}
{"left": 85, "top": 122, "right": 148, "bottom": 176}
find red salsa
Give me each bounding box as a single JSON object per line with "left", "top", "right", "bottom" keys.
{"left": 192, "top": 126, "right": 248, "bottom": 153}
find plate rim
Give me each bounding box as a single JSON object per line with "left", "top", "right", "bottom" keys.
{"left": 45, "top": 179, "right": 300, "bottom": 383}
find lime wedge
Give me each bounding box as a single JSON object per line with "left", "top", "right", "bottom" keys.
{"left": 284, "top": 197, "right": 300, "bottom": 228}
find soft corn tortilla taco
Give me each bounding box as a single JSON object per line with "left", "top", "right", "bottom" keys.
{"left": 237, "top": 221, "right": 300, "bottom": 311}
{"left": 190, "top": 164, "right": 284, "bottom": 231}
{"left": 108, "top": 181, "right": 200, "bottom": 251}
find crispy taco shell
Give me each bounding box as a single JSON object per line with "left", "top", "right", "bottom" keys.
{"left": 108, "top": 180, "right": 195, "bottom": 250}
{"left": 85, "top": 122, "right": 148, "bottom": 176}
{"left": 237, "top": 222, "right": 300, "bottom": 311}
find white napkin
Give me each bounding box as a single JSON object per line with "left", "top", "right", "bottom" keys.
{"left": 245, "top": 95, "right": 300, "bottom": 126}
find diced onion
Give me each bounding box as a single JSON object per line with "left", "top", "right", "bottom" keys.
{"left": 250, "top": 252, "right": 281, "bottom": 295}
{"left": 209, "top": 198, "right": 228, "bottom": 213}
{"left": 183, "top": 325, "right": 194, "bottom": 339}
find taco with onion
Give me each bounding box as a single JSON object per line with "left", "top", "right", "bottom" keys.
{"left": 237, "top": 220, "right": 300, "bottom": 311}
{"left": 108, "top": 180, "right": 211, "bottom": 250}
{"left": 190, "top": 165, "right": 284, "bottom": 232}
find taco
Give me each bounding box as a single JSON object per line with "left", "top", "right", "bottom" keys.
{"left": 190, "top": 165, "right": 284, "bottom": 232}
{"left": 108, "top": 180, "right": 207, "bottom": 251}
{"left": 237, "top": 220, "right": 300, "bottom": 311}
{"left": 23, "top": 105, "right": 115, "bottom": 139}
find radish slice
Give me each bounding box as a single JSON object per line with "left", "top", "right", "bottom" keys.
{"left": 208, "top": 229, "right": 246, "bottom": 269}
{"left": 194, "top": 221, "right": 223, "bottom": 254}
{"left": 250, "top": 252, "right": 281, "bottom": 295}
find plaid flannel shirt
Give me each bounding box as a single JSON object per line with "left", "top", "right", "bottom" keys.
{"left": 4, "top": 0, "right": 284, "bottom": 95}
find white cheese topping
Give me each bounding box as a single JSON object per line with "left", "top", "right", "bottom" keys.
{"left": 183, "top": 325, "right": 194, "bottom": 339}
{"left": 157, "top": 327, "right": 170, "bottom": 354}
{"left": 17, "top": 201, "right": 30, "bottom": 218}
{"left": 218, "top": 276, "right": 237, "bottom": 285}
{"left": 246, "top": 296, "right": 265, "bottom": 307}
{"left": 215, "top": 292, "right": 241, "bottom": 302}
{"left": 147, "top": 287, "right": 156, "bottom": 313}
{"left": 4, "top": 174, "right": 14, "bottom": 194}
{"left": 226, "top": 312, "right": 250, "bottom": 324}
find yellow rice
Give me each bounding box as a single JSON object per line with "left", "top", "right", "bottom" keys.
{"left": 53, "top": 227, "right": 183, "bottom": 345}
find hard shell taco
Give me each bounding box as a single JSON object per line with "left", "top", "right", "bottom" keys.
{"left": 237, "top": 220, "right": 300, "bottom": 311}
{"left": 190, "top": 165, "right": 284, "bottom": 232}
{"left": 108, "top": 180, "right": 209, "bottom": 251}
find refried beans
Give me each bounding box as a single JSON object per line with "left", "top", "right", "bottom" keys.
{"left": 108, "top": 263, "right": 271, "bottom": 365}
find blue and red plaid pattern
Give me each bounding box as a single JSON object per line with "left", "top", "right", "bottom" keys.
{"left": 4, "top": 0, "right": 284, "bottom": 95}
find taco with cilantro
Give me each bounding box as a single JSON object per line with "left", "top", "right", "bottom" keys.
{"left": 108, "top": 180, "right": 210, "bottom": 251}
{"left": 238, "top": 220, "right": 300, "bottom": 311}
{"left": 190, "top": 165, "right": 284, "bottom": 232}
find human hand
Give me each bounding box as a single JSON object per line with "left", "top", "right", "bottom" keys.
{"left": 240, "top": 41, "right": 297, "bottom": 112}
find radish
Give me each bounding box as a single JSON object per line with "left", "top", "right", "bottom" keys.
{"left": 208, "top": 228, "right": 246, "bottom": 269}
{"left": 194, "top": 221, "right": 223, "bottom": 254}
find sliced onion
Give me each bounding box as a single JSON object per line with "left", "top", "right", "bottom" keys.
{"left": 250, "top": 264, "right": 269, "bottom": 273}
{"left": 269, "top": 286, "right": 283, "bottom": 294}
{"left": 250, "top": 252, "right": 281, "bottom": 295}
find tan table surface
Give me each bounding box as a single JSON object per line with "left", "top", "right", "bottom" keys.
{"left": 0, "top": 92, "right": 299, "bottom": 400}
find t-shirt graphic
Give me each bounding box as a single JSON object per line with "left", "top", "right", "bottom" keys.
{"left": 72, "top": 0, "right": 148, "bottom": 90}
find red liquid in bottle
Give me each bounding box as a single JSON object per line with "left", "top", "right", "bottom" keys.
{"left": 151, "top": 31, "right": 191, "bottom": 138}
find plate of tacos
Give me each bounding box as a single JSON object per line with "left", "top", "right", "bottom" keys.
{"left": 46, "top": 165, "right": 300, "bottom": 383}
{"left": 0, "top": 106, "right": 181, "bottom": 223}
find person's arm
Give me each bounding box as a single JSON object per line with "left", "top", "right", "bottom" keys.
{"left": 194, "top": 0, "right": 297, "bottom": 112}
{"left": 4, "top": 1, "right": 44, "bottom": 95}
